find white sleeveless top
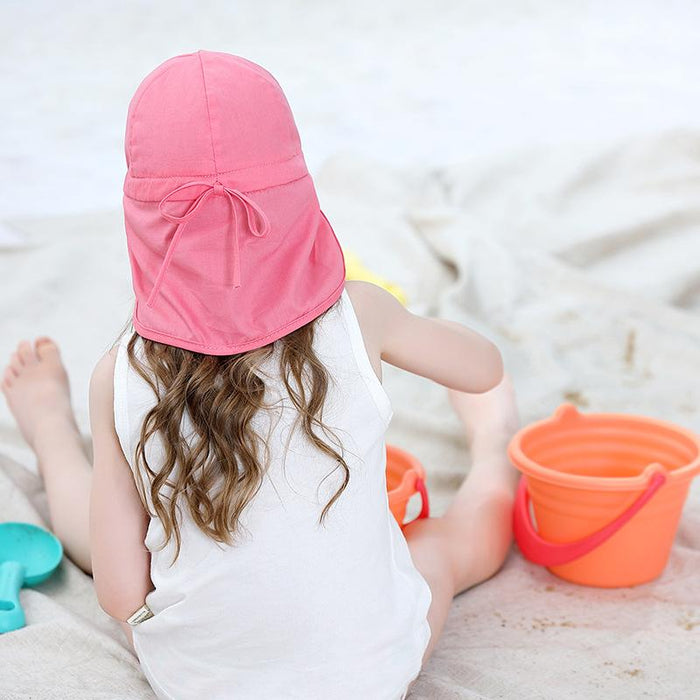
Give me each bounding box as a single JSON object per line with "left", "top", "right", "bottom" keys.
{"left": 113, "top": 287, "right": 432, "bottom": 700}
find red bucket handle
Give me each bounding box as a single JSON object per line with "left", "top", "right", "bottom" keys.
{"left": 415, "top": 477, "right": 430, "bottom": 520}
{"left": 402, "top": 476, "right": 430, "bottom": 529}
{"left": 513, "top": 471, "right": 667, "bottom": 567}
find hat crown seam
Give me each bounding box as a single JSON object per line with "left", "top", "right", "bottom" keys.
{"left": 126, "top": 151, "right": 304, "bottom": 181}
{"left": 197, "top": 50, "right": 219, "bottom": 178}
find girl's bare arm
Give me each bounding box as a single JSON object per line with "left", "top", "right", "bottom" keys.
{"left": 348, "top": 281, "right": 504, "bottom": 393}
{"left": 88, "top": 348, "right": 153, "bottom": 622}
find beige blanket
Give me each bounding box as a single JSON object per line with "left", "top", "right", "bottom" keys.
{"left": 1, "top": 132, "right": 699, "bottom": 698}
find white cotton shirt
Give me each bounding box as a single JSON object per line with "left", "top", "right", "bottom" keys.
{"left": 113, "top": 287, "right": 432, "bottom": 699}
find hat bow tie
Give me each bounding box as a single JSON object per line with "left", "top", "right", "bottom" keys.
{"left": 146, "top": 180, "right": 271, "bottom": 308}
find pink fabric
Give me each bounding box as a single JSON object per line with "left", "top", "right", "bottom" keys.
{"left": 122, "top": 50, "right": 346, "bottom": 354}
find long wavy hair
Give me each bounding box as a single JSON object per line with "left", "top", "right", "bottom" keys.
{"left": 117, "top": 300, "right": 350, "bottom": 567}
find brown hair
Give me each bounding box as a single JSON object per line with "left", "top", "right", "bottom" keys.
{"left": 120, "top": 301, "right": 350, "bottom": 567}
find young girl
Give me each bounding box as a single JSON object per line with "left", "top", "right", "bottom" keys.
{"left": 1, "top": 50, "right": 520, "bottom": 699}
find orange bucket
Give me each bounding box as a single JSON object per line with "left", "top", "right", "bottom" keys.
{"left": 386, "top": 444, "right": 430, "bottom": 530}
{"left": 508, "top": 404, "right": 700, "bottom": 587}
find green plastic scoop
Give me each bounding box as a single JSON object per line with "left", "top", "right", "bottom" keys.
{"left": 0, "top": 522, "right": 63, "bottom": 633}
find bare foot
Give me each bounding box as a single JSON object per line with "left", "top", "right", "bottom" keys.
{"left": 447, "top": 372, "right": 520, "bottom": 448}
{"left": 1, "top": 337, "right": 79, "bottom": 454}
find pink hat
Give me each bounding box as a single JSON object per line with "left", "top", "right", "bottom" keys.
{"left": 122, "top": 50, "right": 346, "bottom": 355}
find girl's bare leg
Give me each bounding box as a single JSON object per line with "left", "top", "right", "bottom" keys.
{"left": 403, "top": 373, "right": 520, "bottom": 667}
{"left": 1, "top": 337, "right": 136, "bottom": 653}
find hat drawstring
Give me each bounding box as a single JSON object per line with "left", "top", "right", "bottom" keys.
{"left": 146, "top": 180, "right": 271, "bottom": 308}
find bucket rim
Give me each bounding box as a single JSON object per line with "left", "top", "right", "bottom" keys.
{"left": 508, "top": 403, "right": 700, "bottom": 491}
{"left": 385, "top": 443, "right": 426, "bottom": 495}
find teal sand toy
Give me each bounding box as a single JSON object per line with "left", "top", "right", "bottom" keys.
{"left": 0, "top": 522, "right": 63, "bottom": 633}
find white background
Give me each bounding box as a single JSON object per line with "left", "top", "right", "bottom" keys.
{"left": 2, "top": 0, "right": 700, "bottom": 219}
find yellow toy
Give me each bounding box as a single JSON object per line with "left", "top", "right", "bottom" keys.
{"left": 342, "top": 248, "right": 407, "bottom": 306}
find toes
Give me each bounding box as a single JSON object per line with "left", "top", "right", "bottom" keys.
{"left": 1, "top": 367, "right": 15, "bottom": 391}
{"left": 17, "top": 340, "right": 36, "bottom": 365}
{"left": 9, "top": 352, "right": 23, "bottom": 374}
{"left": 35, "top": 336, "right": 60, "bottom": 360}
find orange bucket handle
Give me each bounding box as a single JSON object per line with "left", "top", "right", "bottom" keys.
{"left": 513, "top": 471, "right": 668, "bottom": 567}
